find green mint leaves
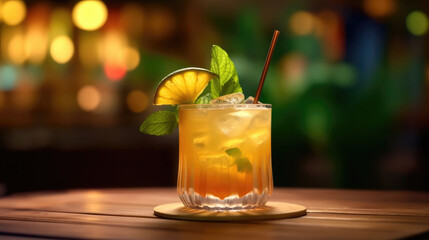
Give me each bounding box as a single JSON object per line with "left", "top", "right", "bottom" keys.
{"left": 225, "top": 148, "right": 242, "bottom": 158}
{"left": 141, "top": 45, "right": 243, "bottom": 136}
{"left": 225, "top": 148, "right": 253, "bottom": 173}
{"left": 196, "top": 45, "right": 243, "bottom": 103}
{"left": 139, "top": 110, "right": 178, "bottom": 136}
{"left": 210, "top": 45, "right": 243, "bottom": 98}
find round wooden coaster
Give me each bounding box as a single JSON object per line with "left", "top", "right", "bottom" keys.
{"left": 153, "top": 202, "right": 306, "bottom": 221}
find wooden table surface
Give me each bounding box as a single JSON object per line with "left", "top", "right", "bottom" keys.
{"left": 0, "top": 188, "right": 428, "bottom": 240}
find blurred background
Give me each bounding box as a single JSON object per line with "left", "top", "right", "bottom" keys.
{"left": 0, "top": 0, "right": 428, "bottom": 195}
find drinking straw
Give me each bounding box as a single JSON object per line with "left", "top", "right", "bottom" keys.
{"left": 254, "top": 30, "right": 280, "bottom": 104}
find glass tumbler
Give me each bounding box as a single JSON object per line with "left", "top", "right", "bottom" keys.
{"left": 177, "top": 104, "right": 273, "bottom": 210}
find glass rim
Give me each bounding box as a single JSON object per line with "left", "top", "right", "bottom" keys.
{"left": 179, "top": 104, "right": 272, "bottom": 109}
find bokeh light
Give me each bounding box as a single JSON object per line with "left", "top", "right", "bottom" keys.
{"left": 0, "top": 65, "right": 17, "bottom": 90}
{"left": 25, "top": 26, "right": 48, "bottom": 64}
{"left": 126, "top": 90, "right": 148, "bottom": 113}
{"left": 406, "top": 11, "right": 428, "bottom": 36}
{"left": 314, "top": 11, "right": 344, "bottom": 61}
{"left": 98, "top": 30, "right": 129, "bottom": 80}
{"left": 77, "top": 85, "right": 101, "bottom": 111}
{"left": 280, "top": 53, "right": 307, "bottom": 84}
{"left": 124, "top": 47, "right": 140, "bottom": 71}
{"left": 98, "top": 30, "right": 127, "bottom": 65}
{"left": 104, "top": 62, "right": 127, "bottom": 81}
{"left": 95, "top": 84, "right": 119, "bottom": 114}
{"left": 289, "top": 11, "right": 315, "bottom": 36}
{"left": 8, "top": 33, "right": 26, "bottom": 65}
{"left": 50, "top": 36, "right": 74, "bottom": 64}
{"left": 72, "top": 0, "right": 108, "bottom": 31}
{"left": 1, "top": 0, "right": 26, "bottom": 26}
{"left": 363, "top": 0, "right": 395, "bottom": 18}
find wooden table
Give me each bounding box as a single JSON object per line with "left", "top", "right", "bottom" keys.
{"left": 0, "top": 188, "right": 428, "bottom": 239}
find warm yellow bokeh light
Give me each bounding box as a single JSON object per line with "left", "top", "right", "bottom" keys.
{"left": 289, "top": 11, "right": 315, "bottom": 36}
{"left": 50, "top": 36, "right": 74, "bottom": 64}
{"left": 25, "top": 26, "right": 48, "bottom": 64}
{"left": 98, "top": 30, "right": 126, "bottom": 65}
{"left": 1, "top": 0, "right": 26, "bottom": 26}
{"left": 126, "top": 90, "right": 148, "bottom": 113}
{"left": 72, "top": 0, "right": 108, "bottom": 31}
{"left": 8, "top": 33, "right": 26, "bottom": 64}
{"left": 124, "top": 47, "right": 140, "bottom": 70}
{"left": 77, "top": 85, "right": 101, "bottom": 111}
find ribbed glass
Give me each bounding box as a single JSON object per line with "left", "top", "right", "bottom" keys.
{"left": 178, "top": 104, "right": 273, "bottom": 210}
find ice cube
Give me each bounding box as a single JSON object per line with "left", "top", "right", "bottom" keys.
{"left": 244, "top": 96, "right": 262, "bottom": 104}
{"left": 249, "top": 129, "right": 270, "bottom": 145}
{"left": 210, "top": 93, "right": 245, "bottom": 104}
{"left": 249, "top": 110, "right": 270, "bottom": 128}
{"left": 217, "top": 111, "right": 252, "bottom": 136}
{"left": 221, "top": 137, "right": 245, "bottom": 150}
{"left": 193, "top": 135, "right": 208, "bottom": 149}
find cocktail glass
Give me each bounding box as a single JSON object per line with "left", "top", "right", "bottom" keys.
{"left": 177, "top": 104, "right": 273, "bottom": 210}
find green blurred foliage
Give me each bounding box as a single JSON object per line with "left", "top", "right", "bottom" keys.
{"left": 203, "top": 6, "right": 424, "bottom": 188}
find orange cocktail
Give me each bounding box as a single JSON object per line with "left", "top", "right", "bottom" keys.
{"left": 178, "top": 104, "right": 273, "bottom": 210}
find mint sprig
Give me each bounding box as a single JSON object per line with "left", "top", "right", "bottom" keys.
{"left": 139, "top": 110, "right": 178, "bottom": 136}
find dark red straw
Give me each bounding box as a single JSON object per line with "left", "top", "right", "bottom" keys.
{"left": 254, "top": 30, "right": 280, "bottom": 103}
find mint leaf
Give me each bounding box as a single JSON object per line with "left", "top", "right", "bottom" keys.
{"left": 210, "top": 45, "right": 242, "bottom": 98}
{"left": 210, "top": 77, "right": 222, "bottom": 99}
{"left": 196, "top": 83, "right": 212, "bottom": 103}
{"left": 140, "top": 110, "right": 178, "bottom": 136}
{"left": 226, "top": 148, "right": 252, "bottom": 173}
{"left": 195, "top": 92, "right": 212, "bottom": 104}
{"left": 236, "top": 157, "right": 252, "bottom": 172}
{"left": 211, "top": 45, "right": 237, "bottom": 85}
{"left": 225, "top": 148, "right": 242, "bottom": 158}
{"left": 221, "top": 78, "right": 243, "bottom": 96}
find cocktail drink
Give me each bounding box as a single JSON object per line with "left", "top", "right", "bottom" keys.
{"left": 178, "top": 104, "right": 272, "bottom": 210}
{"left": 141, "top": 40, "right": 280, "bottom": 212}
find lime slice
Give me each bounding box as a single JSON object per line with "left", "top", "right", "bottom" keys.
{"left": 153, "top": 68, "right": 217, "bottom": 105}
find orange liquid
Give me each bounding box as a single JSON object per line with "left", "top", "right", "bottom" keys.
{"left": 178, "top": 105, "right": 273, "bottom": 200}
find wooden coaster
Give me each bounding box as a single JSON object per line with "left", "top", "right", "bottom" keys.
{"left": 154, "top": 202, "right": 306, "bottom": 221}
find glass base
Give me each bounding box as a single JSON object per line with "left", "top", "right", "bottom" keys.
{"left": 179, "top": 188, "right": 270, "bottom": 211}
